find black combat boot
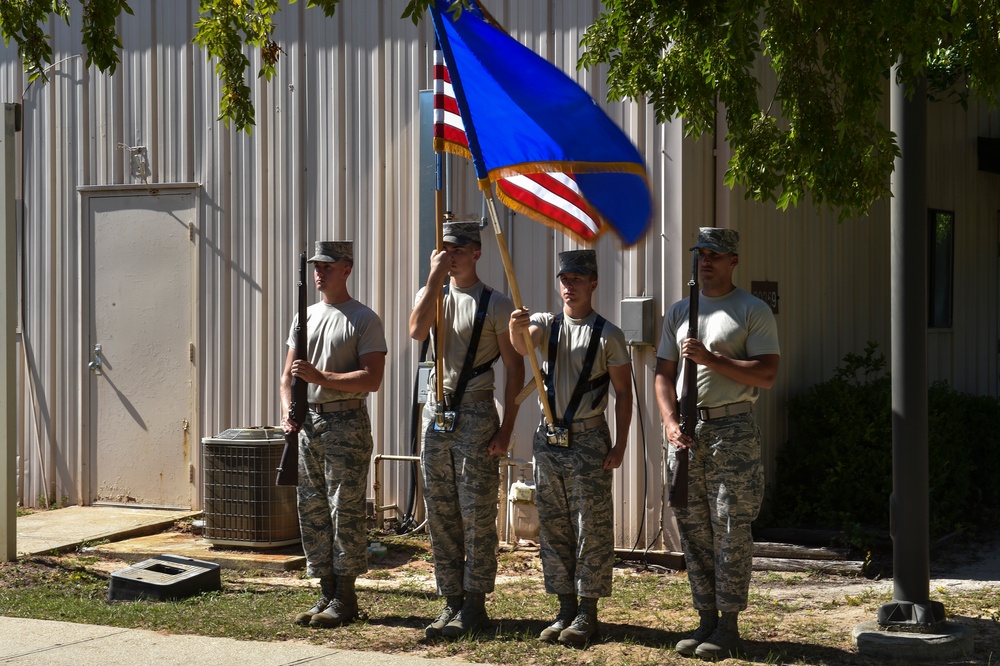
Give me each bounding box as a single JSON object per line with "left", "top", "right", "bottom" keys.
{"left": 674, "top": 609, "right": 719, "bottom": 656}
{"left": 425, "top": 595, "right": 464, "bottom": 638}
{"left": 309, "top": 575, "right": 359, "bottom": 628}
{"left": 539, "top": 594, "right": 578, "bottom": 642}
{"left": 558, "top": 596, "right": 599, "bottom": 647}
{"left": 294, "top": 575, "right": 336, "bottom": 626}
{"left": 441, "top": 591, "right": 488, "bottom": 638}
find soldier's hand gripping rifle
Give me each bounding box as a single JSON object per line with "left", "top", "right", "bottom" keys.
{"left": 276, "top": 252, "right": 308, "bottom": 486}
{"left": 668, "top": 249, "right": 699, "bottom": 508}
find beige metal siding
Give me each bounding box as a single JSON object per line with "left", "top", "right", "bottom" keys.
{"left": 732, "top": 197, "right": 894, "bottom": 485}
{"left": 728, "top": 94, "right": 1000, "bottom": 486}
{"left": 2, "top": 2, "right": 998, "bottom": 550}
{"left": 927, "top": 99, "right": 1000, "bottom": 395}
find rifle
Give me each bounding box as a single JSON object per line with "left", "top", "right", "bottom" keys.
{"left": 276, "top": 252, "right": 309, "bottom": 486}
{"left": 668, "top": 248, "right": 699, "bottom": 508}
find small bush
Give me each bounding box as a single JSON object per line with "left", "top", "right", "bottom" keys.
{"left": 765, "top": 342, "right": 1000, "bottom": 540}
{"left": 927, "top": 382, "right": 1000, "bottom": 534}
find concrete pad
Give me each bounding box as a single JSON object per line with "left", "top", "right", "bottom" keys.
{"left": 853, "top": 620, "right": 975, "bottom": 662}
{"left": 91, "top": 530, "right": 306, "bottom": 572}
{"left": 16, "top": 506, "right": 199, "bottom": 556}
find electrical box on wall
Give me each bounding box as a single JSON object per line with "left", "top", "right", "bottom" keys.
{"left": 620, "top": 297, "right": 655, "bottom": 347}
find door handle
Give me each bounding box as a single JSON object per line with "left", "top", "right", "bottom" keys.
{"left": 88, "top": 344, "right": 102, "bottom": 374}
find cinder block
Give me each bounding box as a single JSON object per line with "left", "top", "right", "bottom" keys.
{"left": 108, "top": 554, "right": 221, "bottom": 601}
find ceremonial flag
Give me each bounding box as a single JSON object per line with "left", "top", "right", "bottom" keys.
{"left": 429, "top": 0, "right": 652, "bottom": 246}
{"left": 433, "top": 49, "right": 602, "bottom": 241}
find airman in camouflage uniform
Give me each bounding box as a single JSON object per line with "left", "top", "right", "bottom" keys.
{"left": 510, "top": 249, "right": 633, "bottom": 647}
{"left": 409, "top": 222, "right": 525, "bottom": 639}
{"left": 280, "top": 240, "right": 387, "bottom": 629}
{"left": 654, "top": 228, "right": 780, "bottom": 660}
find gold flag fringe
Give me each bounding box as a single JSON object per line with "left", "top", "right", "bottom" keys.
{"left": 488, "top": 160, "right": 648, "bottom": 181}
{"left": 494, "top": 186, "right": 621, "bottom": 247}
{"left": 433, "top": 138, "right": 472, "bottom": 162}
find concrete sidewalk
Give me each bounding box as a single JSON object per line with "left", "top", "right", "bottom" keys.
{"left": 0, "top": 616, "right": 473, "bottom": 666}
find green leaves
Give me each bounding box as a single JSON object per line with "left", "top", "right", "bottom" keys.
{"left": 1, "top": 0, "right": 445, "bottom": 131}
{"left": 303, "top": 0, "right": 344, "bottom": 19}
{"left": 581, "top": 0, "right": 1000, "bottom": 220}
{"left": 0, "top": 0, "right": 71, "bottom": 84}
{"left": 402, "top": 0, "right": 434, "bottom": 25}
{"left": 193, "top": 0, "right": 284, "bottom": 132}
{"left": 7, "top": 0, "right": 997, "bottom": 154}
{"left": 81, "top": 0, "right": 133, "bottom": 75}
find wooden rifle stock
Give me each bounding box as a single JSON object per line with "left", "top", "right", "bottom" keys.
{"left": 276, "top": 252, "right": 309, "bottom": 486}
{"left": 668, "top": 249, "right": 699, "bottom": 508}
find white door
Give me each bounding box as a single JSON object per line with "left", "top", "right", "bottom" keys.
{"left": 85, "top": 188, "right": 196, "bottom": 508}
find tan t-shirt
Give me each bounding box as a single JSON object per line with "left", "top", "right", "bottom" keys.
{"left": 530, "top": 310, "right": 630, "bottom": 421}
{"left": 415, "top": 281, "right": 514, "bottom": 396}
{"left": 287, "top": 298, "right": 387, "bottom": 404}
{"left": 657, "top": 287, "right": 780, "bottom": 407}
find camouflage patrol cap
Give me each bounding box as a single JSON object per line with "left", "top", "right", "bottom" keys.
{"left": 307, "top": 240, "right": 353, "bottom": 263}
{"left": 556, "top": 249, "right": 598, "bottom": 277}
{"left": 442, "top": 221, "right": 481, "bottom": 246}
{"left": 690, "top": 227, "right": 739, "bottom": 254}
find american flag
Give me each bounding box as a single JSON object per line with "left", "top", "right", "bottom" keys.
{"left": 433, "top": 49, "right": 601, "bottom": 243}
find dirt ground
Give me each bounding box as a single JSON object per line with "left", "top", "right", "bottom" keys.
{"left": 4, "top": 523, "right": 1000, "bottom": 665}
{"left": 237, "top": 525, "right": 1000, "bottom": 664}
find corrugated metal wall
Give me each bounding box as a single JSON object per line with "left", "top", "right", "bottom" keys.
{"left": 729, "top": 88, "right": 1000, "bottom": 485}
{"left": 2, "top": 1, "right": 998, "bottom": 549}
{"left": 926, "top": 97, "right": 1000, "bottom": 395}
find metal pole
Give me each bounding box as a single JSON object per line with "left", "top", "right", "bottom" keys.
{"left": 878, "top": 63, "right": 943, "bottom": 627}
{"left": 434, "top": 155, "right": 448, "bottom": 421}
{"left": 1, "top": 104, "right": 19, "bottom": 562}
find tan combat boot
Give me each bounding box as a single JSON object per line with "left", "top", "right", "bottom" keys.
{"left": 441, "top": 591, "right": 488, "bottom": 638}
{"left": 558, "top": 596, "right": 599, "bottom": 647}
{"left": 309, "top": 575, "right": 359, "bottom": 628}
{"left": 539, "top": 594, "right": 578, "bottom": 642}
{"left": 425, "top": 595, "right": 464, "bottom": 638}
{"left": 294, "top": 575, "right": 336, "bottom": 626}
{"left": 694, "top": 611, "right": 744, "bottom": 661}
{"left": 674, "top": 609, "right": 719, "bottom": 656}
{"left": 294, "top": 596, "right": 331, "bottom": 627}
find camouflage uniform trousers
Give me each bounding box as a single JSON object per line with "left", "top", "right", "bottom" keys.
{"left": 668, "top": 412, "right": 764, "bottom": 612}
{"left": 297, "top": 407, "right": 374, "bottom": 579}
{"left": 533, "top": 420, "right": 615, "bottom": 598}
{"left": 421, "top": 398, "right": 501, "bottom": 595}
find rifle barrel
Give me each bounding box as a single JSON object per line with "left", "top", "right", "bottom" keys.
{"left": 277, "top": 252, "right": 309, "bottom": 486}
{"left": 668, "top": 249, "right": 699, "bottom": 508}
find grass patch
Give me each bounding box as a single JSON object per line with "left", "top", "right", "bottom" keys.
{"left": 0, "top": 541, "right": 997, "bottom": 666}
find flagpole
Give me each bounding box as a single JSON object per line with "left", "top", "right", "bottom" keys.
{"left": 483, "top": 192, "right": 556, "bottom": 426}
{"left": 429, "top": 4, "right": 650, "bottom": 429}
{"left": 434, "top": 153, "right": 447, "bottom": 419}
